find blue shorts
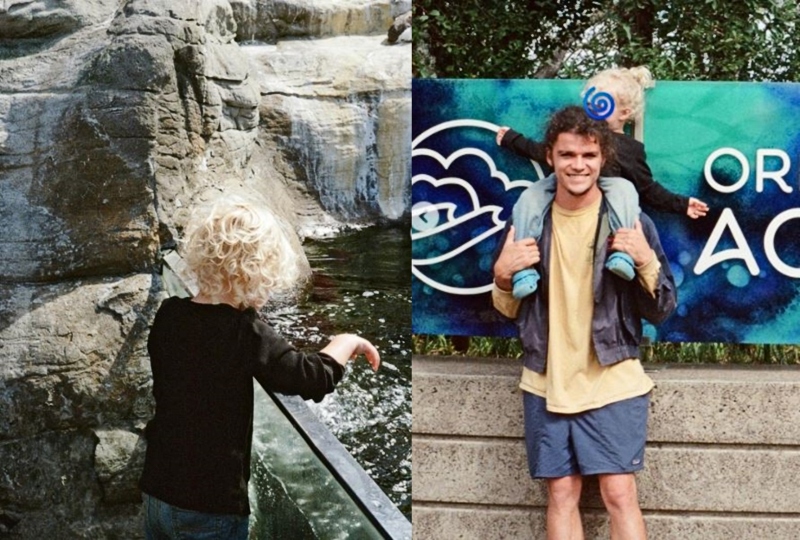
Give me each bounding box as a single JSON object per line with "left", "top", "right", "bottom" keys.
{"left": 522, "top": 392, "right": 650, "bottom": 478}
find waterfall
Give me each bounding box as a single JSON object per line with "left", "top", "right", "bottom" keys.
{"left": 242, "top": 32, "right": 411, "bottom": 229}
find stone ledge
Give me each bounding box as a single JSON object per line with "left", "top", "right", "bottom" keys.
{"left": 412, "top": 355, "right": 800, "bottom": 444}
{"left": 412, "top": 505, "right": 800, "bottom": 540}
{"left": 414, "top": 438, "right": 800, "bottom": 513}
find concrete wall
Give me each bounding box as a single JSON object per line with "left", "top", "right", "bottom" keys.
{"left": 412, "top": 355, "right": 800, "bottom": 539}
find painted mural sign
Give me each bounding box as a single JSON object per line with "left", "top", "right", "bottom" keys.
{"left": 412, "top": 79, "right": 800, "bottom": 343}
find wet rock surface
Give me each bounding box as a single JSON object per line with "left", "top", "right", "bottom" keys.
{"left": 0, "top": 0, "right": 408, "bottom": 536}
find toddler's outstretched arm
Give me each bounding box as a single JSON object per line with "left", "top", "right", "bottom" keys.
{"left": 687, "top": 197, "right": 709, "bottom": 219}
{"left": 495, "top": 126, "right": 548, "bottom": 163}
{"left": 321, "top": 334, "right": 381, "bottom": 371}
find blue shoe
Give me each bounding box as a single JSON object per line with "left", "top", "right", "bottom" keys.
{"left": 512, "top": 268, "right": 540, "bottom": 299}
{"left": 606, "top": 251, "right": 635, "bottom": 281}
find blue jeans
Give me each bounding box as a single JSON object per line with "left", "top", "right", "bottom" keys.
{"left": 143, "top": 493, "right": 250, "bottom": 540}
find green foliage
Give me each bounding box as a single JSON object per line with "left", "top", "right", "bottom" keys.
{"left": 641, "top": 342, "right": 800, "bottom": 365}
{"left": 413, "top": 336, "right": 800, "bottom": 365}
{"left": 413, "top": 1, "right": 603, "bottom": 78}
{"left": 412, "top": 335, "right": 523, "bottom": 358}
{"left": 415, "top": 0, "right": 800, "bottom": 81}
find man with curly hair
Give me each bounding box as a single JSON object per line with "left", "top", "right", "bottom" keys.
{"left": 493, "top": 106, "right": 677, "bottom": 540}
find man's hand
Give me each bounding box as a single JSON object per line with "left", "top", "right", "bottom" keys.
{"left": 610, "top": 220, "right": 654, "bottom": 267}
{"left": 493, "top": 225, "right": 540, "bottom": 290}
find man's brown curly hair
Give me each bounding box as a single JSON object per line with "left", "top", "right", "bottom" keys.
{"left": 543, "top": 106, "right": 616, "bottom": 165}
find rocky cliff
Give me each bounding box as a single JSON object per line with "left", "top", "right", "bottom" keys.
{"left": 0, "top": 0, "right": 409, "bottom": 535}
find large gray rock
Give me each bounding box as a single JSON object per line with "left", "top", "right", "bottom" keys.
{"left": 0, "top": 274, "right": 160, "bottom": 536}
{"left": 0, "top": 0, "right": 119, "bottom": 40}
{"left": 0, "top": 0, "right": 267, "bottom": 282}
{"left": 248, "top": 35, "right": 410, "bottom": 229}
{"left": 0, "top": 0, "right": 409, "bottom": 535}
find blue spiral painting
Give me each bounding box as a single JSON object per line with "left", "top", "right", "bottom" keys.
{"left": 583, "top": 86, "right": 616, "bottom": 120}
{"left": 412, "top": 78, "right": 800, "bottom": 344}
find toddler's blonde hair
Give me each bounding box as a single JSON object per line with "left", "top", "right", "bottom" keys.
{"left": 583, "top": 66, "right": 655, "bottom": 120}
{"left": 184, "top": 198, "right": 301, "bottom": 309}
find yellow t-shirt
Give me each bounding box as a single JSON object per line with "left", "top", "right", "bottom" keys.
{"left": 518, "top": 198, "right": 654, "bottom": 413}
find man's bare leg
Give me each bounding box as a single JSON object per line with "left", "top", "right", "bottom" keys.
{"left": 546, "top": 475, "right": 584, "bottom": 540}
{"left": 598, "top": 473, "right": 646, "bottom": 540}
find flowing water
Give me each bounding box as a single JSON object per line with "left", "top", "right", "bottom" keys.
{"left": 258, "top": 225, "right": 411, "bottom": 520}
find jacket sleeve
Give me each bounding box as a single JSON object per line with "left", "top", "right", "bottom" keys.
{"left": 500, "top": 128, "right": 548, "bottom": 163}
{"left": 248, "top": 317, "right": 346, "bottom": 403}
{"left": 632, "top": 213, "right": 678, "bottom": 324}
{"left": 617, "top": 137, "right": 689, "bottom": 215}
{"left": 492, "top": 282, "right": 521, "bottom": 319}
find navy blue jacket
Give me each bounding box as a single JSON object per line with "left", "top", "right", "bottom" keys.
{"left": 503, "top": 199, "right": 677, "bottom": 373}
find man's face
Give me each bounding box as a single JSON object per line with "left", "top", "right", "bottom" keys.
{"left": 546, "top": 132, "right": 605, "bottom": 203}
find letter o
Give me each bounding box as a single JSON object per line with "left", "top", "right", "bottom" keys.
{"left": 764, "top": 208, "right": 800, "bottom": 278}
{"left": 704, "top": 147, "right": 749, "bottom": 193}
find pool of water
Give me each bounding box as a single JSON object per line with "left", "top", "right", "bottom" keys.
{"left": 261, "top": 226, "right": 411, "bottom": 519}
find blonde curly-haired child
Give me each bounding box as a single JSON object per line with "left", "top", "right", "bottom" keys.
{"left": 139, "top": 198, "right": 379, "bottom": 538}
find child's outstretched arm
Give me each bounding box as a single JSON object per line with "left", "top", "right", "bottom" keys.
{"left": 321, "top": 334, "right": 381, "bottom": 371}
{"left": 616, "top": 136, "right": 708, "bottom": 218}
{"left": 496, "top": 127, "right": 548, "bottom": 163}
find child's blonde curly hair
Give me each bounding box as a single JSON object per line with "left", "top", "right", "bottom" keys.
{"left": 583, "top": 66, "right": 655, "bottom": 120}
{"left": 183, "top": 198, "right": 301, "bottom": 309}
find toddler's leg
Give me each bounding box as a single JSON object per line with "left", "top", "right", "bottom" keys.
{"left": 599, "top": 177, "right": 640, "bottom": 281}
{"left": 510, "top": 177, "right": 556, "bottom": 299}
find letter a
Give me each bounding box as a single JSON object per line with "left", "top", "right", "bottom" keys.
{"left": 694, "top": 208, "right": 760, "bottom": 276}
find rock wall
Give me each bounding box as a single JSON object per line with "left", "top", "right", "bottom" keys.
{"left": 0, "top": 0, "right": 409, "bottom": 536}
{"left": 249, "top": 35, "right": 410, "bottom": 231}
{"left": 231, "top": 0, "right": 410, "bottom": 42}
{"left": 233, "top": 0, "right": 411, "bottom": 233}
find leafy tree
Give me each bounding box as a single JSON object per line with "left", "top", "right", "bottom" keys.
{"left": 413, "top": 1, "right": 604, "bottom": 78}
{"left": 414, "top": 0, "right": 800, "bottom": 81}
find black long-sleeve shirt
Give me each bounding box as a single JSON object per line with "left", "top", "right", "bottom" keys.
{"left": 501, "top": 128, "right": 689, "bottom": 215}
{"left": 139, "top": 296, "right": 345, "bottom": 515}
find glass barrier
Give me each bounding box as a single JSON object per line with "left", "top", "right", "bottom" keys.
{"left": 251, "top": 391, "right": 410, "bottom": 539}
